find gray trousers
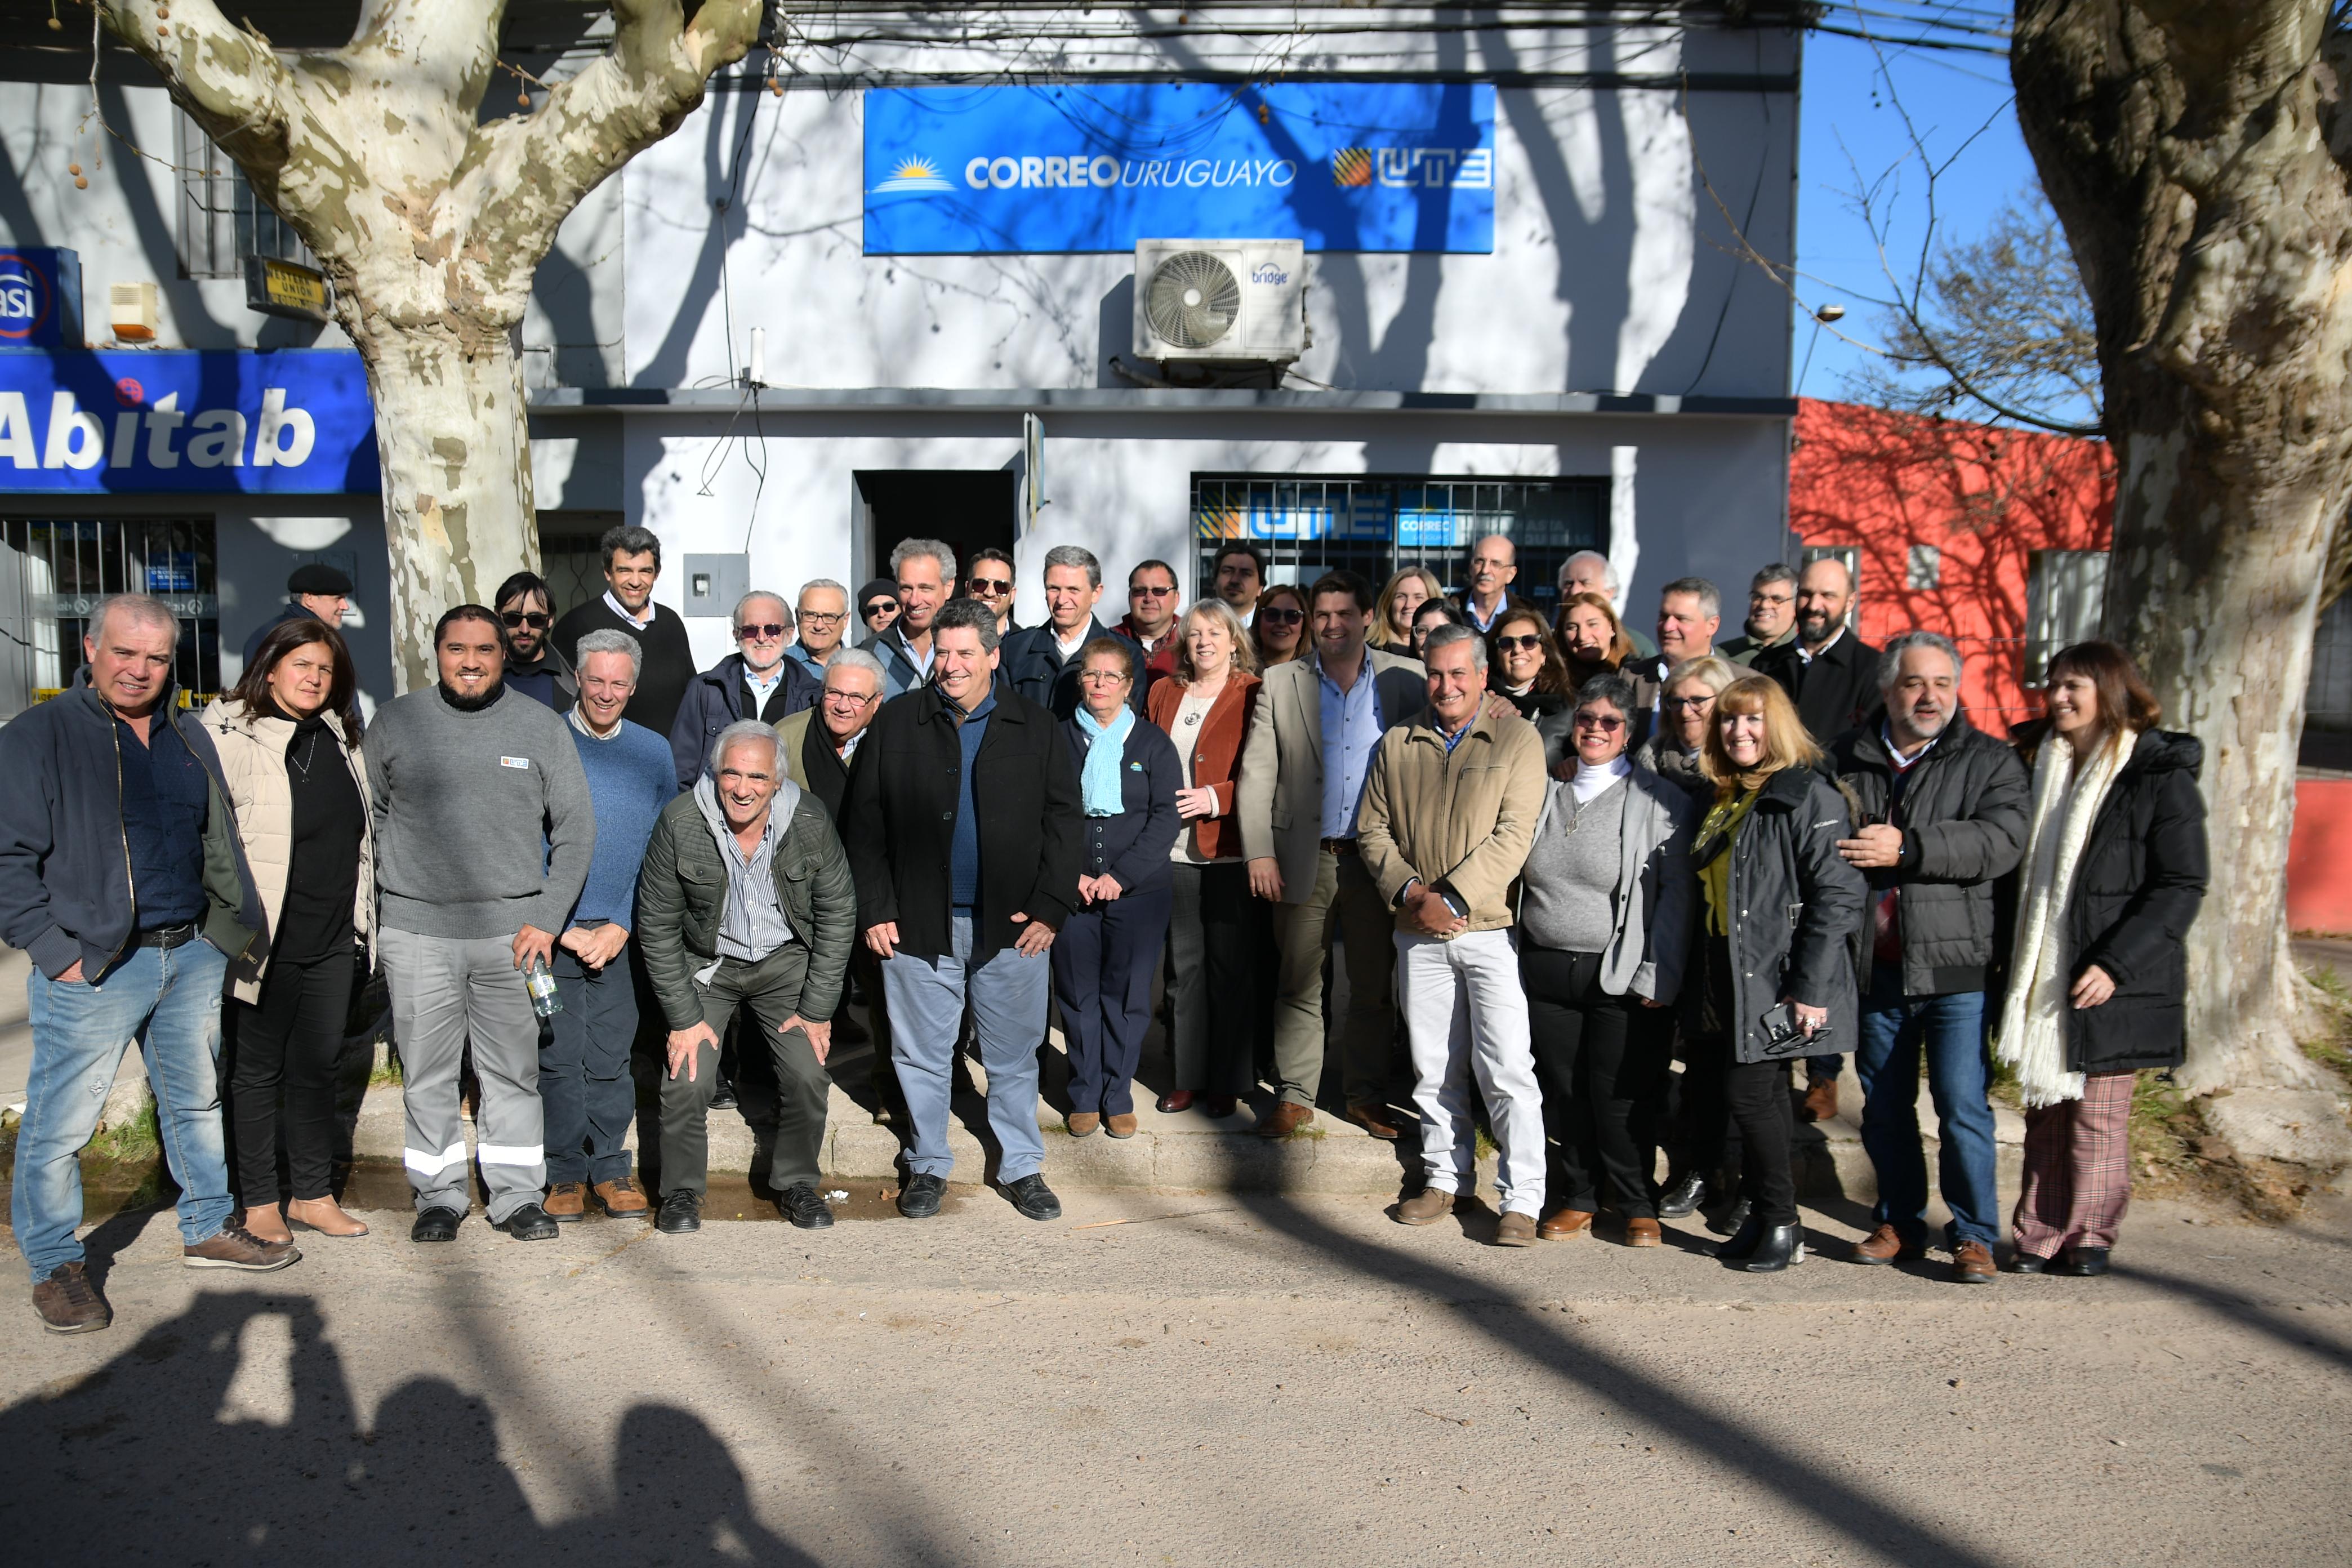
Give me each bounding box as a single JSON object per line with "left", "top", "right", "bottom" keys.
{"left": 383, "top": 927, "right": 545, "bottom": 1224}
{"left": 660, "top": 943, "right": 828, "bottom": 1196}
{"left": 881, "top": 915, "right": 1049, "bottom": 1182}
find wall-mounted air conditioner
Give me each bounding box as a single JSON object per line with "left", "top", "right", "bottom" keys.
{"left": 1133, "top": 239, "right": 1306, "bottom": 364}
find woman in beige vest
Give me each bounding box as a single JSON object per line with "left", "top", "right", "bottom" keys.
{"left": 201, "top": 618, "right": 375, "bottom": 1241}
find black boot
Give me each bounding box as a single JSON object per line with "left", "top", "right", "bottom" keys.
{"left": 1738, "top": 1222, "right": 1806, "bottom": 1273}
{"left": 1656, "top": 1171, "right": 1706, "bottom": 1220}
{"left": 1716, "top": 1214, "right": 1764, "bottom": 1261}
{"left": 1704, "top": 1192, "right": 1751, "bottom": 1238}
{"left": 2056, "top": 1246, "right": 2110, "bottom": 1276}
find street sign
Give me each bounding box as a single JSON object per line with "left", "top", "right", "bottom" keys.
{"left": 243, "top": 255, "right": 332, "bottom": 323}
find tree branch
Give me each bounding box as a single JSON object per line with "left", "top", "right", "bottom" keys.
{"left": 99, "top": 0, "right": 296, "bottom": 168}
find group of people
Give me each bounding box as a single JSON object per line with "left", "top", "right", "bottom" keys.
{"left": 0, "top": 522, "right": 2207, "bottom": 1337}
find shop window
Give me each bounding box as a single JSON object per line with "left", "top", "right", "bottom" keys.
{"left": 175, "top": 112, "right": 314, "bottom": 280}
{"left": 2023, "top": 547, "right": 2108, "bottom": 687}
{"left": 0, "top": 517, "right": 220, "bottom": 717}
{"left": 1191, "top": 475, "right": 1606, "bottom": 612}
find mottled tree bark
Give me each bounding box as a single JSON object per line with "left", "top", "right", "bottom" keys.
{"left": 97, "top": 0, "right": 760, "bottom": 689}
{"left": 2014, "top": 1, "right": 2340, "bottom": 1104}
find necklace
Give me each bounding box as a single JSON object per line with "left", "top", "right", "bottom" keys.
{"left": 288, "top": 728, "right": 321, "bottom": 777}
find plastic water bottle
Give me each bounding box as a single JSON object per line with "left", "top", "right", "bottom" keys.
{"left": 525, "top": 954, "right": 563, "bottom": 1018}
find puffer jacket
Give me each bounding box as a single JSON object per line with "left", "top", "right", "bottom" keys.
{"left": 634, "top": 777, "right": 858, "bottom": 1032}
{"left": 198, "top": 697, "right": 376, "bottom": 1003}
{"left": 1356, "top": 707, "right": 1548, "bottom": 933}
{"left": 1682, "top": 765, "right": 1868, "bottom": 1063}
{"left": 1827, "top": 711, "right": 2030, "bottom": 997}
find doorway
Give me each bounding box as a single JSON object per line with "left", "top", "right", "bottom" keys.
{"left": 856, "top": 470, "right": 1017, "bottom": 589}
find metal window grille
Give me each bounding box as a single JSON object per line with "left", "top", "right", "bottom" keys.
{"left": 537, "top": 511, "right": 624, "bottom": 622}
{"left": 1191, "top": 475, "right": 1607, "bottom": 614}
{"left": 2022, "top": 548, "right": 2108, "bottom": 688}
{"left": 175, "top": 112, "right": 313, "bottom": 280}
{"left": 0, "top": 518, "right": 221, "bottom": 718}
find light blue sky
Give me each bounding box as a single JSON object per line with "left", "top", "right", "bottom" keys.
{"left": 1792, "top": 29, "right": 2036, "bottom": 402}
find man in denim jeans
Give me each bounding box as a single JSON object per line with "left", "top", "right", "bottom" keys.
{"left": 1826, "top": 631, "right": 2031, "bottom": 1285}
{"left": 0, "top": 594, "right": 290, "bottom": 1335}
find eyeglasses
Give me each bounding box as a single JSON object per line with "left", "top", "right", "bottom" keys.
{"left": 1080, "top": 670, "right": 1132, "bottom": 686}
{"left": 1494, "top": 634, "right": 1545, "bottom": 653}
{"left": 1667, "top": 694, "right": 1717, "bottom": 711}
{"left": 862, "top": 602, "right": 897, "bottom": 617}
{"left": 823, "top": 689, "right": 878, "bottom": 707}
{"left": 1132, "top": 583, "right": 1177, "bottom": 598}
{"left": 736, "top": 623, "right": 789, "bottom": 640}
{"left": 1573, "top": 712, "right": 1625, "bottom": 732}
{"left": 969, "top": 577, "right": 1012, "bottom": 595}
{"left": 800, "top": 609, "right": 845, "bottom": 626}
{"left": 1258, "top": 607, "right": 1304, "bottom": 627}
{"left": 500, "top": 611, "right": 549, "bottom": 630}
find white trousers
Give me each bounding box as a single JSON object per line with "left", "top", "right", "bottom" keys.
{"left": 1395, "top": 928, "right": 1547, "bottom": 1218}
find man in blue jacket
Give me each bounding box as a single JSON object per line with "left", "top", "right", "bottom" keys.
{"left": 0, "top": 594, "right": 289, "bottom": 1337}
{"left": 998, "top": 544, "right": 1122, "bottom": 720}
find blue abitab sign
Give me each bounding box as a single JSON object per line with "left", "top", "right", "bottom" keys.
{"left": 0, "top": 349, "right": 378, "bottom": 493}
{"left": 864, "top": 83, "right": 1494, "bottom": 255}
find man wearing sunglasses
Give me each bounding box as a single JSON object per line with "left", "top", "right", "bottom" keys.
{"left": 963, "top": 548, "right": 1021, "bottom": 639}
{"left": 669, "top": 591, "right": 822, "bottom": 793}
{"left": 494, "top": 571, "right": 578, "bottom": 714}
{"left": 1110, "top": 559, "right": 1182, "bottom": 698}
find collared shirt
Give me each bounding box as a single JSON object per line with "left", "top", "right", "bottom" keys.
{"left": 1437, "top": 715, "right": 1476, "bottom": 755}
{"left": 742, "top": 661, "right": 787, "bottom": 714}
{"left": 835, "top": 728, "right": 865, "bottom": 764}
{"left": 903, "top": 631, "right": 937, "bottom": 681}
{"left": 602, "top": 590, "right": 654, "bottom": 632}
{"left": 1316, "top": 650, "right": 1384, "bottom": 840}
{"left": 1052, "top": 624, "right": 1090, "bottom": 662}
{"left": 117, "top": 711, "right": 209, "bottom": 929}
{"left": 1797, "top": 625, "right": 1846, "bottom": 666}
{"left": 716, "top": 807, "right": 793, "bottom": 963}
{"left": 1464, "top": 594, "right": 1508, "bottom": 633}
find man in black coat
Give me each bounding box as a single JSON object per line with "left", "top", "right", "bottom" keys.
{"left": 1828, "top": 631, "right": 2030, "bottom": 1285}
{"left": 1756, "top": 558, "right": 1880, "bottom": 744}
{"left": 997, "top": 544, "right": 1122, "bottom": 719}
{"left": 843, "top": 597, "right": 1081, "bottom": 1223}
{"left": 668, "top": 590, "right": 821, "bottom": 790}
{"left": 551, "top": 524, "right": 697, "bottom": 741}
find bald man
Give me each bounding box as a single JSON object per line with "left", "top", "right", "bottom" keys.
{"left": 1754, "top": 558, "right": 1880, "bottom": 742}
{"left": 1457, "top": 534, "right": 1530, "bottom": 634}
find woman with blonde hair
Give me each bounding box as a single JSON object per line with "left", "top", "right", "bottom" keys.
{"left": 1638, "top": 655, "right": 1740, "bottom": 800}
{"left": 1371, "top": 566, "right": 1447, "bottom": 653}
{"left": 1997, "top": 640, "right": 2206, "bottom": 1276}
{"left": 1677, "top": 675, "right": 1865, "bottom": 1272}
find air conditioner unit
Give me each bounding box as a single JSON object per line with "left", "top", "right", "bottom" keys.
{"left": 1133, "top": 239, "right": 1306, "bottom": 364}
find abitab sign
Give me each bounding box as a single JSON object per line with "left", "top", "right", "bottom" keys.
{"left": 0, "top": 349, "right": 378, "bottom": 493}
{"left": 863, "top": 83, "right": 1494, "bottom": 255}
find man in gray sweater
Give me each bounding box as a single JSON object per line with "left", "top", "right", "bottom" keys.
{"left": 367, "top": 605, "right": 596, "bottom": 1242}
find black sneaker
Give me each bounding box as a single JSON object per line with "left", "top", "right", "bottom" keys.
{"left": 411, "top": 1207, "right": 463, "bottom": 1243}
{"left": 656, "top": 1190, "right": 702, "bottom": 1233}
{"left": 1003, "top": 1174, "right": 1062, "bottom": 1222}
{"left": 709, "top": 1073, "right": 738, "bottom": 1111}
{"left": 778, "top": 1183, "right": 836, "bottom": 1229}
{"left": 495, "top": 1203, "right": 559, "bottom": 1241}
{"left": 898, "top": 1173, "right": 946, "bottom": 1219}
{"left": 32, "top": 1262, "right": 110, "bottom": 1334}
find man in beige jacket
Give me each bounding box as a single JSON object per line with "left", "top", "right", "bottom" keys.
{"left": 1356, "top": 623, "right": 1549, "bottom": 1246}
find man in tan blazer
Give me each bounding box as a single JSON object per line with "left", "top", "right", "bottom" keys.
{"left": 1235, "top": 569, "right": 1428, "bottom": 1137}
{"left": 1356, "top": 622, "right": 1548, "bottom": 1245}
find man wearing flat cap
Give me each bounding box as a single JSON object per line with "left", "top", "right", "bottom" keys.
{"left": 241, "top": 563, "right": 354, "bottom": 669}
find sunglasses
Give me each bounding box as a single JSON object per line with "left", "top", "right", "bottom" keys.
{"left": 1667, "top": 694, "right": 1716, "bottom": 711}
{"left": 736, "top": 622, "right": 789, "bottom": 640}
{"left": 969, "top": 577, "right": 1012, "bottom": 595}
{"left": 1132, "top": 583, "right": 1177, "bottom": 598}
{"left": 1494, "top": 634, "right": 1545, "bottom": 653}
{"left": 1573, "top": 712, "right": 1625, "bottom": 732}
{"left": 500, "top": 611, "right": 550, "bottom": 630}
{"left": 1258, "top": 607, "right": 1304, "bottom": 627}
{"left": 862, "top": 602, "right": 898, "bottom": 617}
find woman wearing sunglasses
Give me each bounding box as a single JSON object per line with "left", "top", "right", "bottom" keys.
{"left": 856, "top": 579, "right": 901, "bottom": 642}
{"left": 1677, "top": 675, "right": 1865, "bottom": 1272}
{"left": 1250, "top": 582, "right": 1309, "bottom": 667}
{"left": 1486, "top": 607, "right": 1573, "bottom": 721}
{"left": 1516, "top": 674, "right": 1698, "bottom": 1246}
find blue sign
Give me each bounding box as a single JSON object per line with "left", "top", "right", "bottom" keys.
{"left": 0, "top": 349, "right": 379, "bottom": 493}
{"left": 865, "top": 83, "right": 1494, "bottom": 255}
{"left": 0, "top": 248, "right": 84, "bottom": 349}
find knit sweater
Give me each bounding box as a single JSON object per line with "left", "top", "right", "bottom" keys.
{"left": 364, "top": 684, "right": 596, "bottom": 939}
{"left": 950, "top": 692, "right": 995, "bottom": 908}
{"left": 1519, "top": 778, "right": 1627, "bottom": 953}
{"left": 551, "top": 597, "right": 697, "bottom": 741}
{"left": 565, "top": 714, "right": 677, "bottom": 927}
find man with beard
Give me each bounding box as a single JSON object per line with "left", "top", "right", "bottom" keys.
{"left": 495, "top": 571, "right": 578, "bottom": 712}
{"left": 366, "top": 606, "right": 595, "bottom": 1245}
{"left": 1756, "top": 558, "right": 1880, "bottom": 742}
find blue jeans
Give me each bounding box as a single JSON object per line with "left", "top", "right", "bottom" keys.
{"left": 881, "top": 915, "right": 1049, "bottom": 1183}
{"left": 1854, "top": 964, "right": 1998, "bottom": 1249}
{"left": 14, "top": 939, "right": 234, "bottom": 1280}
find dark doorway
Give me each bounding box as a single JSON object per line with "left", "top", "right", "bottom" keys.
{"left": 857, "top": 470, "right": 1017, "bottom": 588}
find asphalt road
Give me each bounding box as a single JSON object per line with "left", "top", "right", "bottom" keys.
{"left": 3, "top": 1187, "right": 2347, "bottom": 1567}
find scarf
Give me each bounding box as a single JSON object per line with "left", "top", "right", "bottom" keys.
{"left": 1995, "top": 728, "right": 2137, "bottom": 1108}
{"left": 1076, "top": 705, "right": 1135, "bottom": 817}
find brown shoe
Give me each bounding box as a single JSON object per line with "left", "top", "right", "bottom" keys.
{"left": 1346, "top": 1102, "right": 1402, "bottom": 1140}
{"left": 1104, "top": 1113, "right": 1138, "bottom": 1139}
{"left": 286, "top": 1196, "right": 369, "bottom": 1236}
{"left": 1254, "top": 1102, "right": 1315, "bottom": 1139}
{"left": 1066, "top": 1111, "right": 1101, "bottom": 1137}
{"left": 1801, "top": 1075, "right": 1839, "bottom": 1122}
{"left": 544, "top": 1183, "right": 587, "bottom": 1222}
{"left": 1395, "top": 1188, "right": 1455, "bottom": 1226}
{"left": 1953, "top": 1240, "right": 1997, "bottom": 1285}
{"left": 1623, "top": 1217, "right": 1664, "bottom": 1247}
{"left": 1850, "top": 1223, "right": 1926, "bottom": 1265}
{"left": 184, "top": 1225, "right": 299, "bottom": 1272}
{"left": 1538, "top": 1207, "right": 1593, "bottom": 1241}
{"left": 32, "top": 1262, "right": 109, "bottom": 1334}
{"left": 594, "top": 1178, "right": 649, "bottom": 1217}
{"left": 239, "top": 1201, "right": 293, "bottom": 1245}
{"left": 1494, "top": 1212, "right": 1538, "bottom": 1247}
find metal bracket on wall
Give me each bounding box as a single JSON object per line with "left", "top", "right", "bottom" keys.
{"left": 1022, "top": 412, "right": 1048, "bottom": 537}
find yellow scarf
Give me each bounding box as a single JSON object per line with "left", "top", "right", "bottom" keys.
{"left": 1692, "top": 787, "right": 1761, "bottom": 937}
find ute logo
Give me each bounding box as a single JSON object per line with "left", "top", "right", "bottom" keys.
{"left": 1250, "top": 262, "right": 1290, "bottom": 285}
{"left": 1331, "top": 146, "right": 1492, "bottom": 190}
{"left": 0, "top": 253, "right": 53, "bottom": 342}
{"left": 870, "top": 155, "right": 956, "bottom": 194}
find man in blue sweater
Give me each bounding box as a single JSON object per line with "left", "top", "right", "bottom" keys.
{"left": 544, "top": 629, "right": 676, "bottom": 1224}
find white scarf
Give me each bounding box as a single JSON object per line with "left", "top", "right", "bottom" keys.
{"left": 1995, "top": 728, "right": 2137, "bottom": 1108}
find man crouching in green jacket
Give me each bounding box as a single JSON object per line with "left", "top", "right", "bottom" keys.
{"left": 638, "top": 719, "right": 857, "bottom": 1232}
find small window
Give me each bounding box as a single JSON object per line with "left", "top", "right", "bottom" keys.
{"left": 2023, "top": 549, "right": 2108, "bottom": 686}
{"left": 1799, "top": 544, "right": 1861, "bottom": 627}
{"left": 1906, "top": 544, "right": 1941, "bottom": 591}
{"left": 175, "top": 112, "right": 313, "bottom": 280}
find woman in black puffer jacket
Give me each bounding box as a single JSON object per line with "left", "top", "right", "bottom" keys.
{"left": 1679, "top": 675, "right": 1867, "bottom": 1273}
{"left": 1997, "top": 642, "right": 2207, "bottom": 1277}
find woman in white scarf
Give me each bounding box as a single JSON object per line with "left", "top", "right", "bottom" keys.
{"left": 1996, "top": 642, "right": 2208, "bottom": 1277}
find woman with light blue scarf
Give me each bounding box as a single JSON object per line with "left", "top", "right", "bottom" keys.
{"left": 1053, "top": 638, "right": 1183, "bottom": 1137}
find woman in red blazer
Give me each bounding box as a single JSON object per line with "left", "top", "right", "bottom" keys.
{"left": 1146, "top": 600, "right": 1264, "bottom": 1117}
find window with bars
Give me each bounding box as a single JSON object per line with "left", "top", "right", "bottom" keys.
{"left": 1191, "top": 475, "right": 1607, "bottom": 612}
{"left": 175, "top": 112, "right": 313, "bottom": 280}
{"left": 0, "top": 518, "right": 221, "bottom": 717}
{"left": 2023, "top": 548, "right": 2109, "bottom": 688}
